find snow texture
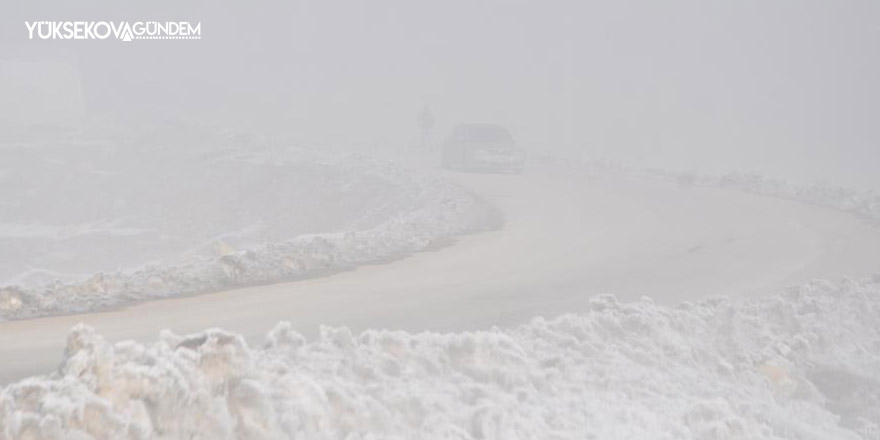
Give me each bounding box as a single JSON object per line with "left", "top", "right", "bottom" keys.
{"left": 532, "top": 153, "right": 880, "bottom": 224}
{"left": 1, "top": 277, "right": 879, "bottom": 439}
{"left": 0, "top": 134, "right": 495, "bottom": 321}
{"left": 676, "top": 171, "right": 880, "bottom": 223}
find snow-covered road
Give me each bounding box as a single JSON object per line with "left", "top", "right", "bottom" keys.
{"left": 2, "top": 163, "right": 879, "bottom": 385}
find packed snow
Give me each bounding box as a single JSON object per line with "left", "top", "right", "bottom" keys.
{"left": 659, "top": 170, "right": 880, "bottom": 224}
{"left": 0, "top": 130, "right": 496, "bottom": 320}
{"left": 536, "top": 153, "right": 880, "bottom": 224}
{"left": 1, "top": 277, "right": 877, "bottom": 439}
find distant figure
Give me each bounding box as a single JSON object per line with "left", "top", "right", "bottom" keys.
{"left": 417, "top": 105, "right": 435, "bottom": 150}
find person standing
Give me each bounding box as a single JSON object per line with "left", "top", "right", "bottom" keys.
{"left": 417, "top": 105, "right": 435, "bottom": 150}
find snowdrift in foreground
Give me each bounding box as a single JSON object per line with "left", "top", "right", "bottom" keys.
{"left": 0, "top": 144, "right": 496, "bottom": 321}
{"left": 2, "top": 277, "right": 879, "bottom": 439}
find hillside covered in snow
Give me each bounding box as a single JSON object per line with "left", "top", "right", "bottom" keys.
{"left": 0, "top": 129, "right": 496, "bottom": 320}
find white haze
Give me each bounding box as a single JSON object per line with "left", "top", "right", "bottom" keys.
{"left": 2, "top": 0, "right": 879, "bottom": 188}
{"left": 1, "top": 2, "right": 880, "bottom": 439}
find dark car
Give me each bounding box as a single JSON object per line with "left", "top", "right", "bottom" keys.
{"left": 441, "top": 123, "right": 525, "bottom": 173}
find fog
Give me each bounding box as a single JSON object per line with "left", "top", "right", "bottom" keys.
{"left": 2, "top": 2, "right": 880, "bottom": 439}
{"left": 3, "top": 1, "right": 879, "bottom": 188}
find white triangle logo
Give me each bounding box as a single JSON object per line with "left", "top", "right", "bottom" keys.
{"left": 120, "top": 24, "right": 133, "bottom": 42}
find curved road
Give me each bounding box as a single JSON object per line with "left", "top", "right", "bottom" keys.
{"left": 2, "top": 163, "right": 880, "bottom": 384}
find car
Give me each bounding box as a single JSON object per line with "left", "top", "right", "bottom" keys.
{"left": 441, "top": 123, "right": 525, "bottom": 173}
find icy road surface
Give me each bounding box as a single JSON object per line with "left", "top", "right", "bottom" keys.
{"left": 1, "top": 163, "right": 879, "bottom": 384}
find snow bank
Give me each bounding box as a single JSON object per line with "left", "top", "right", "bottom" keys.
{"left": 644, "top": 167, "right": 880, "bottom": 224}
{"left": 2, "top": 277, "right": 878, "bottom": 439}
{"left": 0, "top": 133, "right": 496, "bottom": 320}
{"left": 532, "top": 153, "right": 880, "bottom": 223}
{"left": 694, "top": 172, "right": 880, "bottom": 222}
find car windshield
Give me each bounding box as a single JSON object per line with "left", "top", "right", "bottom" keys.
{"left": 453, "top": 124, "right": 512, "bottom": 143}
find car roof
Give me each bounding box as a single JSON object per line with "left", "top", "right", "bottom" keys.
{"left": 453, "top": 123, "right": 509, "bottom": 131}
{"left": 451, "top": 123, "right": 513, "bottom": 141}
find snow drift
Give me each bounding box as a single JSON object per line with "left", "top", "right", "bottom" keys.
{"left": 534, "top": 153, "right": 880, "bottom": 224}
{"left": 0, "top": 130, "right": 496, "bottom": 320}
{"left": 663, "top": 170, "right": 880, "bottom": 223}
{"left": 2, "top": 277, "right": 878, "bottom": 439}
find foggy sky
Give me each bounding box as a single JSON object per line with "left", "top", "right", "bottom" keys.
{"left": 2, "top": 1, "right": 879, "bottom": 189}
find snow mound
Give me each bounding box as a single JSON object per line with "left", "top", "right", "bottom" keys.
{"left": 657, "top": 170, "right": 880, "bottom": 223}
{"left": 0, "top": 134, "right": 496, "bottom": 321}
{"left": 2, "top": 277, "right": 879, "bottom": 439}
{"left": 534, "top": 153, "right": 880, "bottom": 223}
